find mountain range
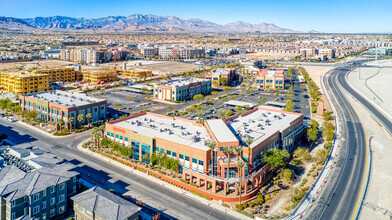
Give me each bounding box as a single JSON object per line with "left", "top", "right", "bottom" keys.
{"left": 0, "top": 14, "right": 300, "bottom": 33}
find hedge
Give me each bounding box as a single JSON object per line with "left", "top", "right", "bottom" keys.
{"left": 191, "top": 190, "right": 212, "bottom": 201}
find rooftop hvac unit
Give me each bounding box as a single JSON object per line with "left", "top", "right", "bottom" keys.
{"left": 144, "top": 118, "right": 148, "bottom": 121}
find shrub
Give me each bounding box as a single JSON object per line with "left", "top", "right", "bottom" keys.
{"left": 180, "top": 179, "right": 189, "bottom": 184}
{"left": 190, "top": 182, "right": 198, "bottom": 187}
{"left": 82, "top": 141, "right": 91, "bottom": 148}
{"left": 53, "top": 131, "right": 71, "bottom": 136}
{"left": 300, "top": 178, "right": 308, "bottom": 187}
{"left": 265, "top": 194, "right": 271, "bottom": 201}
{"left": 248, "top": 201, "right": 255, "bottom": 208}
{"left": 235, "top": 204, "right": 243, "bottom": 210}
{"left": 293, "top": 159, "right": 302, "bottom": 165}
{"left": 242, "top": 203, "right": 248, "bottom": 209}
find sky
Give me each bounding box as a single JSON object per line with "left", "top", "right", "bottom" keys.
{"left": 0, "top": 0, "right": 391, "bottom": 33}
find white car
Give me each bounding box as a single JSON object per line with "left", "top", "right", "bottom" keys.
{"left": 7, "top": 117, "right": 17, "bottom": 122}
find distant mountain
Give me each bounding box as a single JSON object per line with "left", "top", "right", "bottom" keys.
{"left": 0, "top": 15, "right": 300, "bottom": 33}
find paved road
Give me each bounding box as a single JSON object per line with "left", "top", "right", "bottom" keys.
{"left": 0, "top": 120, "right": 240, "bottom": 220}
{"left": 304, "top": 67, "right": 367, "bottom": 220}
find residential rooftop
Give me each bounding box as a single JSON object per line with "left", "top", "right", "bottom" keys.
{"left": 112, "top": 113, "right": 212, "bottom": 151}
{"left": 227, "top": 107, "right": 302, "bottom": 147}
{"left": 22, "top": 90, "right": 106, "bottom": 107}
{"left": 71, "top": 186, "right": 140, "bottom": 220}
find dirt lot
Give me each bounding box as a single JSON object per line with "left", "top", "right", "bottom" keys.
{"left": 131, "top": 61, "right": 204, "bottom": 75}
{"left": 302, "top": 65, "right": 331, "bottom": 93}
{"left": 0, "top": 60, "right": 74, "bottom": 71}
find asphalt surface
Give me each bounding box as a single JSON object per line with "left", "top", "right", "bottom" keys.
{"left": 304, "top": 67, "right": 367, "bottom": 220}
{"left": 0, "top": 120, "right": 240, "bottom": 220}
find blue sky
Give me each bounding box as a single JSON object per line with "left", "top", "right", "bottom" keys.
{"left": 0, "top": 0, "right": 391, "bottom": 33}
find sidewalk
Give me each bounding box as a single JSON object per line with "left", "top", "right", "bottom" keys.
{"left": 76, "top": 141, "right": 251, "bottom": 220}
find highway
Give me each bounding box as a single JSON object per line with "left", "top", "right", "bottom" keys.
{"left": 305, "top": 67, "right": 367, "bottom": 220}
{"left": 0, "top": 120, "right": 240, "bottom": 220}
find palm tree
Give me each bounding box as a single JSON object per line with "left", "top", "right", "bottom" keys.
{"left": 223, "top": 146, "right": 235, "bottom": 179}
{"left": 91, "top": 127, "right": 102, "bottom": 149}
{"left": 58, "top": 119, "right": 64, "bottom": 133}
{"left": 217, "top": 109, "right": 226, "bottom": 119}
{"left": 237, "top": 160, "right": 246, "bottom": 205}
{"left": 197, "top": 110, "right": 205, "bottom": 124}
{"left": 234, "top": 146, "right": 243, "bottom": 162}
{"left": 244, "top": 136, "right": 254, "bottom": 148}
{"left": 77, "top": 114, "right": 84, "bottom": 128}
{"left": 68, "top": 117, "right": 74, "bottom": 132}
{"left": 207, "top": 141, "right": 217, "bottom": 175}
{"left": 86, "top": 113, "right": 92, "bottom": 128}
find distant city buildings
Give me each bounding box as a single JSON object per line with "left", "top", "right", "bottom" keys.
{"left": 154, "top": 78, "right": 212, "bottom": 101}
{"left": 19, "top": 90, "right": 107, "bottom": 127}
{"left": 368, "top": 47, "right": 392, "bottom": 56}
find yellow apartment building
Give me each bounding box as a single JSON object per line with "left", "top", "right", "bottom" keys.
{"left": 32, "top": 67, "right": 76, "bottom": 82}
{"left": 81, "top": 68, "right": 117, "bottom": 83}
{"left": 0, "top": 71, "right": 49, "bottom": 95}
{"left": 119, "top": 70, "right": 153, "bottom": 78}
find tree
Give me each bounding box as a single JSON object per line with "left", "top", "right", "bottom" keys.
{"left": 86, "top": 113, "right": 93, "bottom": 128}
{"left": 293, "top": 147, "right": 311, "bottom": 162}
{"left": 237, "top": 160, "right": 246, "bottom": 205}
{"left": 219, "top": 77, "right": 227, "bottom": 86}
{"left": 234, "top": 146, "right": 243, "bottom": 162}
{"left": 68, "top": 117, "right": 74, "bottom": 132}
{"left": 315, "top": 149, "right": 326, "bottom": 165}
{"left": 207, "top": 141, "right": 217, "bottom": 174}
{"left": 223, "top": 86, "right": 232, "bottom": 92}
{"left": 244, "top": 136, "right": 254, "bottom": 148}
{"left": 91, "top": 127, "right": 102, "bottom": 149}
{"left": 281, "top": 168, "right": 292, "bottom": 183}
{"left": 58, "top": 119, "right": 64, "bottom": 132}
{"left": 217, "top": 109, "right": 226, "bottom": 119}
{"left": 223, "top": 146, "right": 235, "bottom": 179}
{"left": 225, "top": 110, "right": 234, "bottom": 118}
{"left": 193, "top": 94, "right": 204, "bottom": 101}
{"left": 77, "top": 114, "right": 84, "bottom": 128}
{"left": 211, "top": 91, "right": 220, "bottom": 96}
{"left": 197, "top": 110, "right": 205, "bottom": 123}
{"left": 307, "top": 119, "right": 319, "bottom": 142}
{"left": 262, "top": 149, "right": 290, "bottom": 169}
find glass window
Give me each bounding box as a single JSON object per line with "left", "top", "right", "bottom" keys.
{"left": 111, "top": 133, "right": 114, "bottom": 137}
{"left": 179, "top": 154, "right": 184, "bottom": 159}
{"left": 107, "top": 132, "right": 110, "bottom": 136}
{"left": 120, "top": 136, "right": 123, "bottom": 140}
{"left": 192, "top": 158, "right": 197, "bottom": 164}
{"left": 160, "top": 148, "right": 164, "bottom": 153}
{"left": 185, "top": 156, "right": 189, "bottom": 161}
{"left": 167, "top": 150, "right": 171, "bottom": 156}
{"left": 115, "top": 134, "right": 119, "bottom": 139}
{"left": 172, "top": 152, "right": 177, "bottom": 157}
{"left": 125, "top": 137, "right": 128, "bottom": 142}
{"left": 198, "top": 160, "right": 204, "bottom": 166}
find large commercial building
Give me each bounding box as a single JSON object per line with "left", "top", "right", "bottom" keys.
{"left": 0, "top": 72, "right": 49, "bottom": 95}
{"left": 72, "top": 186, "right": 140, "bottom": 220}
{"left": 253, "top": 69, "right": 286, "bottom": 90}
{"left": 205, "top": 68, "right": 236, "bottom": 86}
{"left": 154, "top": 78, "right": 212, "bottom": 101}
{"left": 32, "top": 67, "right": 76, "bottom": 83}
{"left": 19, "top": 90, "right": 107, "bottom": 127}
{"left": 0, "top": 143, "right": 79, "bottom": 220}
{"left": 368, "top": 47, "right": 392, "bottom": 56}
{"left": 105, "top": 107, "right": 304, "bottom": 195}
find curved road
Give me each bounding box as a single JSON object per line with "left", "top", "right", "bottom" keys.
{"left": 305, "top": 67, "right": 367, "bottom": 220}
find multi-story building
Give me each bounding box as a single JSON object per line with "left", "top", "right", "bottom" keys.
{"left": 0, "top": 162, "right": 79, "bottom": 220}
{"left": 32, "top": 67, "right": 76, "bottom": 83}
{"left": 105, "top": 107, "right": 304, "bottom": 195}
{"left": 19, "top": 90, "right": 107, "bottom": 127}
{"left": 154, "top": 78, "right": 212, "bottom": 101}
{"left": 0, "top": 72, "right": 49, "bottom": 95}
{"left": 368, "top": 47, "right": 392, "bottom": 56}
{"left": 72, "top": 186, "right": 140, "bottom": 220}
{"left": 205, "top": 68, "right": 236, "bottom": 86}
{"left": 318, "top": 48, "right": 336, "bottom": 59}
{"left": 254, "top": 69, "right": 286, "bottom": 90}
{"left": 299, "top": 48, "right": 318, "bottom": 57}
{"left": 141, "top": 48, "right": 159, "bottom": 58}
{"left": 81, "top": 68, "right": 117, "bottom": 83}
{"left": 119, "top": 70, "right": 153, "bottom": 78}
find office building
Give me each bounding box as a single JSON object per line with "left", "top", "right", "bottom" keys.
{"left": 19, "top": 90, "right": 107, "bottom": 127}
{"left": 0, "top": 72, "right": 49, "bottom": 95}
{"left": 154, "top": 78, "right": 212, "bottom": 101}
{"left": 205, "top": 68, "right": 236, "bottom": 86}
{"left": 254, "top": 69, "right": 286, "bottom": 90}
{"left": 105, "top": 107, "right": 304, "bottom": 195}
{"left": 72, "top": 186, "right": 140, "bottom": 220}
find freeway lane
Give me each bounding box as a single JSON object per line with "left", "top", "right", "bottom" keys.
{"left": 305, "top": 67, "right": 367, "bottom": 220}
{"left": 0, "top": 120, "right": 240, "bottom": 220}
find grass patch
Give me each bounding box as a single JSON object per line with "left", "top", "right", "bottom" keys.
{"left": 190, "top": 190, "right": 212, "bottom": 201}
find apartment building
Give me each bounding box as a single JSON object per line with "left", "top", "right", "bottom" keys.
{"left": 318, "top": 48, "right": 336, "bottom": 58}
{"left": 119, "top": 70, "right": 153, "bottom": 78}
{"left": 299, "top": 48, "right": 318, "bottom": 57}
{"left": 205, "top": 68, "right": 236, "bottom": 86}
{"left": 0, "top": 72, "right": 49, "bottom": 95}
{"left": 154, "top": 78, "right": 212, "bottom": 101}
{"left": 72, "top": 186, "right": 140, "bottom": 220}
{"left": 32, "top": 67, "right": 76, "bottom": 83}
{"left": 254, "top": 69, "right": 286, "bottom": 90}
{"left": 105, "top": 107, "right": 304, "bottom": 194}
{"left": 19, "top": 90, "right": 107, "bottom": 127}
{"left": 0, "top": 162, "right": 79, "bottom": 220}
{"left": 141, "top": 47, "right": 158, "bottom": 58}
{"left": 81, "top": 68, "right": 117, "bottom": 83}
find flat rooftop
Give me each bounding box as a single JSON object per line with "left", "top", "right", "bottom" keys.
{"left": 205, "top": 119, "right": 238, "bottom": 143}
{"left": 159, "top": 77, "right": 210, "bottom": 87}
{"left": 112, "top": 113, "right": 212, "bottom": 151}
{"left": 209, "top": 68, "right": 233, "bottom": 75}
{"left": 227, "top": 108, "right": 301, "bottom": 148}
{"left": 265, "top": 101, "right": 287, "bottom": 107}
{"left": 224, "top": 100, "right": 256, "bottom": 108}
{"left": 1, "top": 72, "right": 48, "bottom": 78}
{"left": 23, "top": 90, "right": 105, "bottom": 107}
